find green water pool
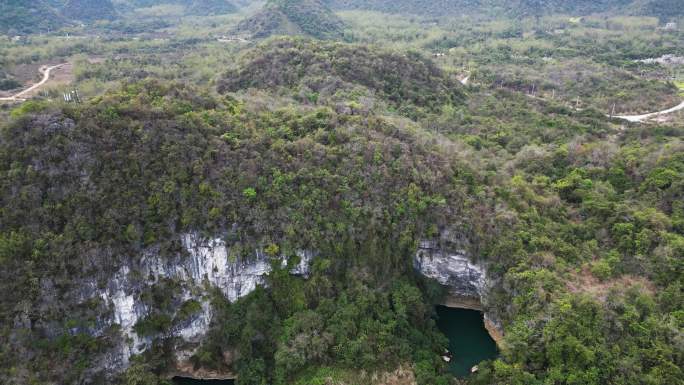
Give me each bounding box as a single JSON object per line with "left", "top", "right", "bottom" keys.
{"left": 435, "top": 306, "right": 498, "bottom": 377}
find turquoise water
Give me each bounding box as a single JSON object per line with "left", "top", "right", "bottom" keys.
{"left": 435, "top": 306, "right": 498, "bottom": 377}
{"left": 171, "top": 377, "right": 234, "bottom": 385}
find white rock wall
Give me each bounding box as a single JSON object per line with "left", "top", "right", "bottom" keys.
{"left": 413, "top": 239, "right": 486, "bottom": 298}
{"left": 97, "top": 233, "right": 313, "bottom": 367}
{"left": 97, "top": 231, "right": 488, "bottom": 372}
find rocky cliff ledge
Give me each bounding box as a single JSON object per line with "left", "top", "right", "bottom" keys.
{"left": 86, "top": 233, "right": 313, "bottom": 376}
{"left": 39, "top": 230, "right": 502, "bottom": 381}
{"left": 413, "top": 232, "right": 504, "bottom": 347}
{"left": 414, "top": 239, "right": 486, "bottom": 307}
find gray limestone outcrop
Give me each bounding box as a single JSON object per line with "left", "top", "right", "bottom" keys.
{"left": 22, "top": 228, "right": 501, "bottom": 382}
{"left": 413, "top": 230, "right": 504, "bottom": 346}
{"left": 82, "top": 232, "right": 313, "bottom": 375}
{"left": 413, "top": 228, "right": 487, "bottom": 302}
{"left": 414, "top": 239, "right": 486, "bottom": 300}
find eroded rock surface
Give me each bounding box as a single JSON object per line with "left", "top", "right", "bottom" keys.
{"left": 24, "top": 229, "right": 502, "bottom": 382}
{"left": 413, "top": 233, "right": 486, "bottom": 301}
{"left": 413, "top": 231, "right": 505, "bottom": 346}
{"left": 88, "top": 233, "right": 313, "bottom": 374}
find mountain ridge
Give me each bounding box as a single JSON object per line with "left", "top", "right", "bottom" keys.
{"left": 235, "top": 0, "right": 346, "bottom": 39}
{"left": 0, "top": 0, "right": 69, "bottom": 34}
{"left": 62, "top": 0, "right": 118, "bottom": 22}
{"left": 326, "top": 0, "right": 683, "bottom": 19}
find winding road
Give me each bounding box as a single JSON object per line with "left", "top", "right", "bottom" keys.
{"left": 0, "top": 63, "right": 66, "bottom": 102}
{"left": 466, "top": 72, "right": 682, "bottom": 123}
{"left": 613, "top": 100, "right": 684, "bottom": 123}
{"left": 1, "top": 63, "right": 681, "bottom": 123}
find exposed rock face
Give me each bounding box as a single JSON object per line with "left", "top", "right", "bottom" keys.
{"left": 483, "top": 314, "right": 505, "bottom": 347}
{"left": 637, "top": 54, "right": 684, "bottom": 66}
{"left": 413, "top": 231, "right": 505, "bottom": 347}
{"left": 414, "top": 238, "right": 486, "bottom": 301}
{"left": 86, "top": 233, "right": 313, "bottom": 375}
{"left": 31, "top": 228, "right": 501, "bottom": 381}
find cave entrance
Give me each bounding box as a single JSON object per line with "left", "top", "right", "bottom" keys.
{"left": 435, "top": 306, "right": 498, "bottom": 377}
{"left": 171, "top": 377, "right": 235, "bottom": 385}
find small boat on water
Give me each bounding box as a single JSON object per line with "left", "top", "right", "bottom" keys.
{"left": 471, "top": 365, "right": 479, "bottom": 373}
{"left": 442, "top": 349, "right": 453, "bottom": 362}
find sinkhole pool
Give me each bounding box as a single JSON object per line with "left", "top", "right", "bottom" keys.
{"left": 435, "top": 306, "right": 499, "bottom": 377}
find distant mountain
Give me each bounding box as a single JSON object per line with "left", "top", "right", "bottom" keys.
{"left": 186, "top": 0, "right": 237, "bottom": 15}
{"left": 0, "top": 0, "right": 68, "bottom": 34}
{"left": 218, "top": 37, "right": 464, "bottom": 112}
{"left": 638, "top": 0, "right": 684, "bottom": 20}
{"left": 327, "top": 0, "right": 478, "bottom": 17}
{"left": 43, "top": 0, "right": 67, "bottom": 7}
{"left": 510, "top": 0, "right": 633, "bottom": 18}
{"left": 62, "top": 0, "right": 117, "bottom": 22}
{"left": 327, "top": 0, "right": 682, "bottom": 19}
{"left": 126, "top": 0, "right": 174, "bottom": 6}
{"left": 236, "top": 0, "right": 346, "bottom": 39}
{"left": 125, "top": 0, "right": 238, "bottom": 15}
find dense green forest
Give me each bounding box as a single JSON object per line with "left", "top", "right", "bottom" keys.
{"left": 236, "top": 0, "right": 346, "bottom": 39}
{"left": 119, "top": 0, "right": 238, "bottom": 16}
{"left": 0, "top": 1, "right": 682, "bottom": 385}
{"left": 62, "top": 0, "right": 118, "bottom": 22}
{"left": 0, "top": 0, "right": 69, "bottom": 34}
{"left": 218, "top": 37, "right": 464, "bottom": 117}
{"left": 185, "top": 0, "right": 237, "bottom": 16}
{"left": 328, "top": 0, "right": 683, "bottom": 19}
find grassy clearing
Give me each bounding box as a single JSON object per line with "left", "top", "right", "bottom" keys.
{"left": 674, "top": 81, "right": 684, "bottom": 96}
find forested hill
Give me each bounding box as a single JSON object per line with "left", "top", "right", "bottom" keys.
{"left": 327, "top": 0, "right": 682, "bottom": 19}
{"left": 0, "top": 0, "right": 68, "bottom": 34}
{"left": 218, "top": 37, "right": 464, "bottom": 117}
{"left": 0, "top": 0, "right": 116, "bottom": 34}
{"left": 328, "top": 0, "right": 483, "bottom": 17}
{"left": 2, "top": 64, "right": 683, "bottom": 385}
{"left": 1, "top": 1, "right": 683, "bottom": 384}
{"left": 638, "top": 0, "right": 684, "bottom": 20}
{"left": 1, "top": 0, "right": 238, "bottom": 35}
{"left": 0, "top": 78, "right": 474, "bottom": 385}
{"left": 185, "top": 0, "right": 237, "bottom": 16}
{"left": 62, "top": 0, "right": 118, "bottom": 22}
{"left": 125, "top": 0, "right": 238, "bottom": 15}
{"left": 235, "top": 0, "right": 346, "bottom": 39}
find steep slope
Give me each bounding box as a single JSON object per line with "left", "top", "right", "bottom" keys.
{"left": 638, "top": 0, "right": 684, "bottom": 20}
{"left": 62, "top": 0, "right": 117, "bottom": 22}
{"left": 327, "top": 0, "right": 676, "bottom": 18}
{"left": 44, "top": 0, "right": 66, "bottom": 7}
{"left": 126, "top": 0, "right": 238, "bottom": 15}
{"left": 327, "top": 0, "right": 480, "bottom": 17}
{"left": 0, "top": 80, "right": 469, "bottom": 383}
{"left": 0, "top": 0, "right": 68, "bottom": 34}
{"left": 513, "top": 0, "right": 633, "bottom": 17}
{"left": 235, "top": 0, "right": 346, "bottom": 39}
{"left": 219, "top": 37, "right": 464, "bottom": 115}
{"left": 186, "top": 0, "right": 237, "bottom": 15}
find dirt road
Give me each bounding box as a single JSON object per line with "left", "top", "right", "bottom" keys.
{"left": 0, "top": 63, "right": 67, "bottom": 102}
{"left": 613, "top": 100, "right": 684, "bottom": 123}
